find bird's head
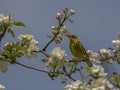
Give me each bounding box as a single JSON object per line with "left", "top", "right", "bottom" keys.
{"left": 67, "top": 35, "right": 79, "bottom": 42}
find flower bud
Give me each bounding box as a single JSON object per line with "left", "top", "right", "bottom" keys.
{"left": 0, "top": 14, "right": 12, "bottom": 28}
{"left": 112, "top": 40, "right": 120, "bottom": 48}
{"left": 0, "top": 84, "right": 5, "bottom": 90}
{"left": 107, "top": 59, "right": 113, "bottom": 64}
{"left": 3, "top": 15, "right": 10, "bottom": 26}
{"left": 87, "top": 50, "right": 93, "bottom": 55}
{"left": 69, "top": 9, "right": 75, "bottom": 15}
{"left": 56, "top": 13, "right": 63, "bottom": 20}
{"left": 63, "top": 8, "right": 68, "bottom": 14}
{"left": 51, "top": 26, "right": 57, "bottom": 35}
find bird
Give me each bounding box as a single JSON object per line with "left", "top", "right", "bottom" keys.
{"left": 67, "top": 34, "right": 92, "bottom": 67}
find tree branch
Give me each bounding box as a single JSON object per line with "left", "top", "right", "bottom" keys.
{"left": 63, "top": 66, "right": 76, "bottom": 81}
{"left": 34, "top": 49, "right": 50, "bottom": 57}
{"left": 14, "top": 61, "right": 49, "bottom": 73}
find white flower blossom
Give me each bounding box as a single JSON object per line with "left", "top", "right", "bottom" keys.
{"left": 46, "top": 47, "right": 68, "bottom": 69}
{"left": 87, "top": 50, "right": 100, "bottom": 63}
{"left": 18, "top": 34, "right": 39, "bottom": 58}
{"left": 24, "top": 40, "right": 39, "bottom": 58}
{"left": 89, "top": 78, "right": 113, "bottom": 90}
{"left": 54, "top": 33, "right": 63, "bottom": 43}
{"left": 91, "top": 85, "right": 105, "bottom": 90}
{"left": 64, "top": 78, "right": 113, "bottom": 90}
{"left": 99, "top": 49, "right": 110, "bottom": 55}
{"left": 87, "top": 50, "right": 93, "bottom": 55}
{"left": 64, "top": 80, "right": 86, "bottom": 90}
{"left": 112, "top": 40, "right": 120, "bottom": 48}
{"left": 52, "top": 25, "right": 69, "bottom": 43}
{"left": 0, "top": 14, "right": 11, "bottom": 26}
{"left": 0, "top": 14, "right": 6, "bottom": 23}
{"left": 89, "top": 64, "right": 107, "bottom": 78}
{"left": 18, "top": 34, "right": 33, "bottom": 41}
{"left": 0, "top": 84, "right": 5, "bottom": 90}
{"left": 99, "top": 49, "right": 111, "bottom": 58}
{"left": 56, "top": 13, "right": 63, "bottom": 19}
{"left": 61, "top": 25, "right": 70, "bottom": 36}
{"left": 69, "top": 9, "right": 75, "bottom": 15}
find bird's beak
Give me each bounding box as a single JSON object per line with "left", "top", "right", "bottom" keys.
{"left": 66, "top": 34, "right": 71, "bottom": 37}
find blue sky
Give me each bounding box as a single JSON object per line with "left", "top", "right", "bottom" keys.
{"left": 0, "top": 0, "right": 120, "bottom": 90}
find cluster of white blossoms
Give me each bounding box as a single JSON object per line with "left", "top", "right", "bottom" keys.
{"left": 52, "top": 25, "right": 70, "bottom": 43}
{"left": 18, "top": 34, "right": 33, "bottom": 41}
{"left": 99, "top": 49, "right": 112, "bottom": 64}
{"left": 18, "top": 34, "right": 39, "bottom": 58}
{"left": 46, "top": 47, "right": 69, "bottom": 69}
{"left": 0, "top": 14, "right": 11, "bottom": 27}
{"left": 88, "top": 64, "right": 108, "bottom": 78}
{"left": 55, "top": 8, "right": 75, "bottom": 20}
{"left": 64, "top": 78, "right": 113, "bottom": 90}
{"left": 0, "top": 84, "right": 5, "bottom": 90}
{"left": 87, "top": 78, "right": 113, "bottom": 90}
{"left": 112, "top": 40, "right": 120, "bottom": 48}
{"left": 87, "top": 50, "right": 99, "bottom": 63}
{"left": 64, "top": 80, "right": 86, "bottom": 90}
{"left": 87, "top": 48, "right": 113, "bottom": 64}
{"left": 65, "top": 64, "right": 113, "bottom": 90}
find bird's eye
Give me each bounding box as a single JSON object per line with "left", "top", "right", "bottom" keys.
{"left": 72, "top": 36, "right": 76, "bottom": 39}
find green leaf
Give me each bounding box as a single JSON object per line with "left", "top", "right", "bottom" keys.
{"left": 111, "top": 74, "right": 120, "bottom": 84}
{"left": 117, "top": 60, "right": 120, "bottom": 64}
{"left": 114, "top": 50, "right": 119, "bottom": 55}
{"left": 61, "top": 75, "right": 67, "bottom": 84}
{"left": 12, "top": 21, "right": 25, "bottom": 28}
{"left": 7, "top": 28, "right": 15, "bottom": 37}
{"left": 68, "top": 18, "right": 74, "bottom": 23}
{"left": 46, "top": 35, "right": 52, "bottom": 38}
{"left": 0, "top": 25, "right": 4, "bottom": 32}
{"left": 86, "top": 67, "right": 92, "bottom": 73}
{"left": 41, "top": 59, "right": 47, "bottom": 63}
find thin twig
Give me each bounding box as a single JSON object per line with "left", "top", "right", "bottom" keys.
{"left": 109, "top": 79, "right": 120, "bottom": 89}
{"left": 34, "top": 50, "right": 50, "bottom": 57}
{"left": 66, "top": 74, "right": 76, "bottom": 81}
{"left": 14, "top": 61, "right": 49, "bottom": 73}
{"left": 15, "top": 60, "right": 76, "bottom": 81}
{"left": 79, "top": 63, "right": 84, "bottom": 82}
{"left": 0, "top": 56, "right": 49, "bottom": 73}
{"left": 63, "top": 66, "right": 76, "bottom": 81}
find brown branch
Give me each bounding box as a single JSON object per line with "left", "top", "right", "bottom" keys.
{"left": 14, "top": 61, "right": 49, "bottom": 74}
{"left": 66, "top": 74, "right": 76, "bottom": 81}
{"left": 0, "top": 53, "right": 77, "bottom": 81}
{"left": 63, "top": 66, "right": 76, "bottom": 81}
{"left": 15, "top": 60, "right": 76, "bottom": 81}
{"left": 34, "top": 50, "right": 50, "bottom": 57}
{"left": 0, "top": 56, "right": 49, "bottom": 73}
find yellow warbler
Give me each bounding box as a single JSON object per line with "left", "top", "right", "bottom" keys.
{"left": 67, "top": 35, "right": 92, "bottom": 67}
